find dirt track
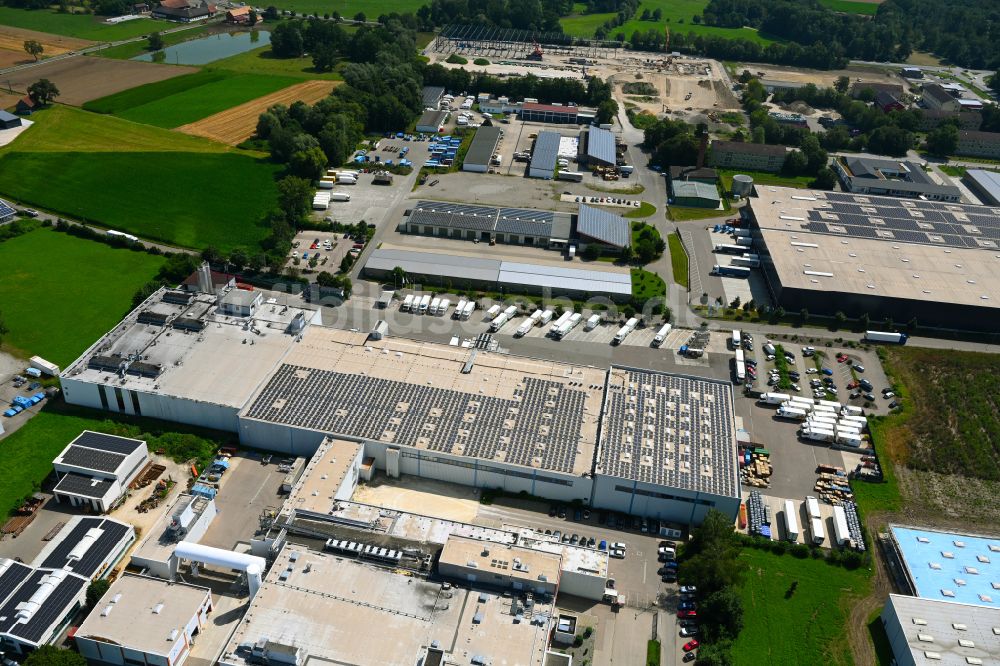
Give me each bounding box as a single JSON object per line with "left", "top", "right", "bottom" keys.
{"left": 177, "top": 80, "right": 339, "bottom": 144}
{"left": 1, "top": 56, "right": 196, "bottom": 106}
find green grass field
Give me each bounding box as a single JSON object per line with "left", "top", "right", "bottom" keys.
{"left": 733, "top": 548, "right": 870, "bottom": 666}
{"left": 0, "top": 227, "right": 165, "bottom": 366}
{"left": 83, "top": 69, "right": 299, "bottom": 128}
{"left": 0, "top": 107, "right": 278, "bottom": 251}
{"left": 263, "top": 0, "right": 424, "bottom": 16}
{"left": 7, "top": 106, "right": 233, "bottom": 153}
{"left": 631, "top": 268, "right": 666, "bottom": 303}
{"left": 94, "top": 24, "right": 213, "bottom": 60}
{"left": 719, "top": 169, "right": 814, "bottom": 192}
{"left": 667, "top": 231, "right": 689, "bottom": 287}
{"left": 0, "top": 7, "right": 160, "bottom": 41}
{"left": 561, "top": 0, "right": 778, "bottom": 46}
{"left": 818, "top": 0, "right": 880, "bottom": 16}
{"left": 208, "top": 46, "right": 345, "bottom": 80}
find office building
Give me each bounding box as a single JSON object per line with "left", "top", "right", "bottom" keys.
{"left": 833, "top": 156, "right": 961, "bottom": 202}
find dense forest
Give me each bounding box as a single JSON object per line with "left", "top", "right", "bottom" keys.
{"left": 702, "top": 0, "right": 1000, "bottom": 69}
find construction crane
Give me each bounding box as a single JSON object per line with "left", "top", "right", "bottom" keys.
{"left": 527, "top": 39, "right": 543, "bottom": 61}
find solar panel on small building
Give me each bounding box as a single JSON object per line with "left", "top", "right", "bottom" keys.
{"left": 586, "top": 127, "right": 616, "bottom": 166}
{"left": 576, "top": 205, "right": 630, "bottom": 248}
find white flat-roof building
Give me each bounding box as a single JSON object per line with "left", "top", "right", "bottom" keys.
{"left": 75, "top": 575, "right": 213, "bottom": 666}
{"left": 438, "top": 535, "right": 562, "bottom": 597}
{"left": 131, "top": 494, "right": 218, "bottom": 579}
{"left": 881, "top": 594, "right": 1000, "bottom": 666}
{"left": 52, "top": 431, "right": 149, "bottom": 513}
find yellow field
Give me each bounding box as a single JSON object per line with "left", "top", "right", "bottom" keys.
{"left": 0, "top": 24, "right": 92, "bottom": 57}
{"left": 177, "top": 80, "right": 339, "bottom": 145}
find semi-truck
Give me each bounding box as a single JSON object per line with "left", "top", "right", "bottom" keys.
{"left": 713, "top": 243, "right": 745, "bottom": 254}
{"left": 783, "top": 499, "right": 799, "bottom": 541}
{"left": 553, "top": 313, "right": 583, "bottom": 339}
{"left": 801, "top": 427, "right": 835, "bottom": 443}
{"left": 731, "top": 329, "right": 741, "bottom": 349}
{"left": 805, "top": 496, "right": 821, "bottom": 521}
{"left": 460, "top": 300, "right": 476, "bottom": 320}
{"left": 734, "top": 348, "right": 746, "bottom": 384}
{"left": 759, "top": 392, "right": 791, "bottom": 405}
{"left": 841, "top": 405, "right": 864, "bottom": 417}
{"left": 832, "top": 505, "right": 850, "bottom": 547}
{"left": 816, "top": 399, "right": 842, "bottom": 410}
{"left": 653, "top": 324, "right": 673, "bottom": 347}
{"left": 401, "top": 294, "right": 415, "bottom": 311}
{"left": 679, "top": 345, "right": 704, "bottom": 358}
{"left": 731, "top": 255, "right": 761, "bottom": 268}
{"left": 485, "top": 304, "right": 502, "bottom": 321}
{"left": 613, "top": 317, "right": 639, "bottom": 345}
{"left": 490, "top": 312, "right": 512, "bottom": 331}
{"left": 437, "top": 299, "right": 451, "bottom": 316}
{"left": 454, "top": 298, "right": 468, "bottom": 318}
{"left": 429, "top": 297, "right": 441, "bottom": 315}
{"left": 712, "top": 264, "right": 751, "bottom": 278}
{"left": 776, "top": 406, "right": 808, "bottom": 420}
{"left": 418, "top": 294, "right": 431, "bottom": 314}
{"left": 516, "top": 310, "right": 544, "bottom": 336}
{"left": 836, "top": 433, "right": 863, "bottom": 447}
{"left": 864, "top": 330, "right": 908, "bottom": 344}
{"left": 549, "top": 311, "right": 572, "bottom": 335}
{"left": 585, "top": 314, "right": 601, "bottom": 331}
{"left": 732, "top": 229, "right": 750, "bottom": 238}
{"left": 809, "top": 517, "right": 825, "bottom": 545}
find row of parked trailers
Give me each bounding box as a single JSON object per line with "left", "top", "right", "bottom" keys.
{"left": 766, "top": 496, "right": 859, "bottom": 549}
{"left": 324, "top": 538, "right": 403, "bottom": 565}
{"left": 401, "top": 294, "right": 477, "bottom": 319}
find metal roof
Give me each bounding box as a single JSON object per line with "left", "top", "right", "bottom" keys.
{"left": 36, "top": 517, "right": 132, "bottom": 578}
{"left": 672, "top": 181, "right": 721, "bottom": 201}
{"left": 530, "top": 131, "right": 561, "bottom": 173}
{"left": 576, "top": 204, "right": 631, "bottom": 248}
{"left": 54, "top": 473, "right": 114, "bottom": 499}
{"left": 422, "top": 86, "right": 445, "bottom": 107}
{"left": 464, "top": 126, "right": 502, "bottom": 168}
{"left": 965, "top": 169, "right": 1000, "bottom": 205}
{"left": 0, "top": 198, "right": 14, "bottom": 219}
{"left": 416, "top": 110, "right": 448, "bottom": 130}
{"left": 498, "top": 261, "right": 632, "bottom": 296}
{"left": 365, "top": 248, "right": 502, "bottom": 283}
{"left": 586, "top": 127, "right": 616, "bottom": 165}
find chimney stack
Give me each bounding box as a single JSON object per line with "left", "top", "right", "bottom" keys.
{"left": 197, "top": 262, "right": 212, "bottom": 294}
{"left": 696, "top": 133, "right": 708, "bottom": 169}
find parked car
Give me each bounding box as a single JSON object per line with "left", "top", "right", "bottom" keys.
{"left": 883, "top": 391, "right": 895, "bottom": 399}
{"left": 683, "top": 652, "right": 696, "bottom": 662}
{"left": 863, "top": 392, "right": 876, "bottom": 401}
{"left": 683, "top": 640, "right": 700, "bottom": 652}
{"left": 678, "top": 601, "right": 696, "bottom": 610}
{"left": 549, "top": 505, "right": 557, "bottom": 517}
{"left": 661, "top": 573, "right": 677, "bottom": 583}
{"left": 854, "top": 364, "right": 865, "bottom": 372}
{"left": 888, "top": 400, "right": 901, "bottom": 409}
{"left": 680, "top": 586, "right": 697, "bottom": 594}
{"left": 680, "top": 626, "right": 699, "bottom": 637}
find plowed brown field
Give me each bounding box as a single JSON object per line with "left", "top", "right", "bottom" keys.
{"left": 177, "top": 79, "right": 339, "bottom": 145}
{"left": 0, "top": 25, "right": 93, "bottom": 56}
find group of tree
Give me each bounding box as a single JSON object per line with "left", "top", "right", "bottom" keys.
{"left": 415, "top": 0, "right": 573, "bottom": 33}
{"left": 641, "top": 117, "right": 705, "bottom": 169}
{"left": 701, "top": 0, "right": 1000, "bottom": 70}
{"left": 631, "top": 223, "right": 666, "bottom": 264}
{"left": 269, "top": 18, "right": 416, "bottom": 71}
{"left": 677, "top": 510, "right": 745, "bottom": 666}
{"left": 588, "top": 0, "right": 640, "bottom": 40}
{"left": 28, "top": 78, "right": 59, "bottom": 106}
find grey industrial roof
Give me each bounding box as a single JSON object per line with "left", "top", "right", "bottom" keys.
{"left": 597, "top": 367, "right": 739, "bottom": 497}
{"left": 70, "top": 430, "right": 145, "bottom": 455}
{"left": 576, "top": 204, "right": 631, "bottom": 248}
{"left": 365, "top": 248, "right": 502, "bottom": 283}
{"left": 422, "top": 85, "right": 445, "bottom": 107}
{"left": 748, "top": 187, "right": 1000, "bottom": 307}
{"left": 464, "top": 126, "right": 502, "bottom": 168}
{"left": 586, "top": 126, "right": 616, "bottom": 165}
{"left": 0, "top": 110, "right": 19, "bottom": 123}
{"left": 530, "top": 131, "right": 561, "bottom": 172}
{"left": 923, "top": 83, "right": 954, "bottom": 104}
{"left": 416, "top": 109, "right": 448, "bottom": 129}
{"left": 840, "top": 157, "right": 961, "bottom": 198}
{"left": 407, "top": 200, "right": 570, "bottom": 239}
{"left": 883, "top": 594, "right": 1000, "bottom": 665}
{"left": 673, "top": 181, "right": 721, "bottom": 201}
{"left": 965, "top": 169, "right": 1000, "bottom": 205}
{"left": 221, "top": 289, "right": 260, "bottom": 307}
{"left": 497, "top": 263, "right": 631, "bottom": 296}
{"left": 54, "top": 473, "right": 114, "bottom": 499}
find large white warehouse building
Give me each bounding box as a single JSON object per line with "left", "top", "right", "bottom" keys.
{"left": 60, "top": 288, "right": 740, "bottom": 526}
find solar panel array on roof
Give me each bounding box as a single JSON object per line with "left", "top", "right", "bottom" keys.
{"left": 409, "top": 200, "right": 560, "bottom": 238}
{"left": 801, "top": 193, "right": 1000, "bottom": 250}
{"left": 54, "top": 473, "right": 114, "bottom": 499}
{"left": 244, "top": 364, "right": 588, "bottom": 473}
{"left": 38, "top": 518, "right": 131, "bottom": 578}
{"left": 0, "top": 198, "right": 17, "bottom": 220}
{"left": 576, "top": 205, "right": 630, "bottom": 248}
{"left": 71, "top": 431, "right": 144, "bottom": 455}
{"left": 599, "top": 368, "right": 738, "bottom": 495}
{"left": 0, "top": 561, "right": 33, "bottom": 605}
{"left": 59, "top": 446, "right": 125, "bottom": 474}
{"left": 0, "top": 569, "right": 87, "bottom": 644}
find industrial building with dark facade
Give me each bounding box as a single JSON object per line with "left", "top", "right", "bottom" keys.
{"left": 744, "top": 187, "right": 1000, "bottom": 332}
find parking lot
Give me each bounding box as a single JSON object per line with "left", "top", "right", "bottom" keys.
{"left": 199, "top": 452, "right": 286, "bottom": 550}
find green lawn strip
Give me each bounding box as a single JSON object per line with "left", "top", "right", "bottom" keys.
{"left": 667, "top": 205, "right": 729, "bottom": 221}
{"left": 0, "top": 227, "right": 165, "bottom": 366}
{"left": 938, "top": 164, "right": 965, "bottom": 177}
{"left": 83, "top": 69, "right": 299, "bottom": 128}
{"left": 625, "top": 201, "right": 657, "bottom": 218}
{"left": 818, "top": 0, "right": 879, "bottom": 15}
{"left": 0, "top": 151, "right": 278, "bottom": 251}
{"left": 772, "top": 344, "right": 793, "bottom": 390}
{"left": 667, "top": 231, "right": 689, "bottom": 287}
{"left": 0, "top": 106, "right": 233, "bottom": 154}
{"left": 93, "top": 24, "right": 214, "bottom": 60}
{"left": 646, "top": 640, "right": 661, "bottom": 666}
{"left": 631, "top": 267, "right": 666, "bottom": 302}
{"left": 0, "top": 402, "right": 237, "bottom": 518}
{"left": 207, "top": 45, "right": 345, "bottom": 80}
{"left": 719, "top": 169, "right": 814, "bottom": 192}
{"left": 732, "top": 548, "right": 870, "bottom": 666}
{"left": 0, "top": 7, "right": 159, "bottom": 41}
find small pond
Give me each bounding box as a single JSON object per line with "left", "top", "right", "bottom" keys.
{"left": 133, "top": 30, "right": 270, "bottom": 65}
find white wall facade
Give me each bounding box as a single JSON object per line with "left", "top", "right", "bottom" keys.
{"left": 558, "top": 569, "right": 606, "bottom": 601}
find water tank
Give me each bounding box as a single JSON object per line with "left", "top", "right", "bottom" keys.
{"left": 732, "top": 174, "right": 754, "bottom": 198}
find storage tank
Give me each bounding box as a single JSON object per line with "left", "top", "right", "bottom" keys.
{"left": 732, "top": 174, "right": 754, "bottom": 198}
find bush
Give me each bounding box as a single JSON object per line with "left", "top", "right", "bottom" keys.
{"left": 473, "top": 57, "right": 490, "bottom": 66}
{"left": 446, "top": 53, "right": 468, "bottom": 65}
{"left": 791, "top": 543, "right": 810, "bottom": 558}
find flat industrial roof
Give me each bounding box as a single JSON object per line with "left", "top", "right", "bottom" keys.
{"left": 439, "top": 535, "right": 562, "bottom": 588}
{"left": 221, "top": 546, "right": 552, "bottom": 666}
{"left": 33, "top": 516, "right": 133, "bottom": 579}
{"left": 241, "top": 327, "right": 605, "bottom": 476}
{"left": 61, "top": 288, "right": 311, "bottom": 408}
{"left": 883, "top": 594, "right": 1000, "bottom": 665}
{"left": 132, "top": 493, "right": 214, "bottom": 565}
{"left": 530, "top": 131, "right": 561, "bottom": 172}
{"left": 586, "top": 126, "right": 616, "bottom": 165}
{"left": 417, "top": 109, "right": 448, "bottom": 129}
{"left": 75, "top": 575, "right": 211, "bottom": 656}
{"left": 464, "top": 126, "right": 502, "bottom": 167}
{"left": 365, "top": 246, "right": 502, "bottom": 283}
{"left": 497, "top": 260, "right": 632, "bottom": 296}
{"left": 839, "top": 157, "right": 960, "bottom": 197}
{"left": 406, "top": 199, "right": 571, "bottom": 240}
{"left": 54, "top": 473, "right": 114, "bottom": 499}
{"left": 965, "top": 169, "right": 1000, "bottom": 205}
{"left": 285, "top": 438, "right": 362, "bottom": 514}
{"left": 890, "top": 525, "right": 1000, "bottom": 609}
{"left": 576, "top": 204, "right": 631, "bottom": 248}
{"left": 597, "top": 366, "right": 739, "bottom": 498}
{"left": 749, "top": 187, "right": 1000, "bottom": 307}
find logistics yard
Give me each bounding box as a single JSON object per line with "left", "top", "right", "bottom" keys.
{"left": 2, "top": 3, "right": 1000, "bottom": 665}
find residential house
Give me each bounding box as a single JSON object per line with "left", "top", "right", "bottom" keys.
{"left": 874, "top": 90, "right": 904, "bottom": 113}
{"left": 921, "top": 83, "right": 960, "bottom": 112}
{"left": 225, "top": 5, "right": 251, "bottom": 23}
